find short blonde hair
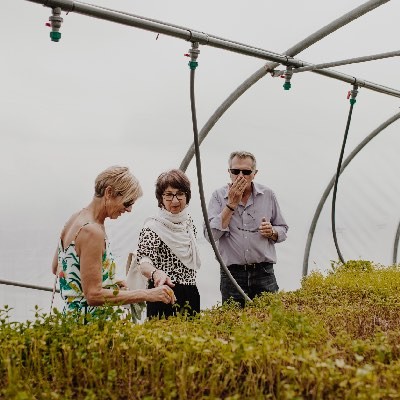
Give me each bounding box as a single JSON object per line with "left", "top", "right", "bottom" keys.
{"left": 228, "top": 151, "right": 257, "bottom": 169}
{"left": 94, "top": 166, "right": 143, "bottom": 203}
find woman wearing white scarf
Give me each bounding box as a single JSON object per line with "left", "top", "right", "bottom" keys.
{"left": 136, "top": 169, "right": 201, "bottom": 319}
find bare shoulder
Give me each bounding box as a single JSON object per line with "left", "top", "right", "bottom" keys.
{"left": 78, "top": 223, "right": 105, "bottom": 241}
{"left": 60, "top": 211, "right": 85, "bottom": 244}
{"left": 62, "top": 210, "right": 105, "bottom": 249}
{"left": 62, "top": 210, "right": 85, "bottom": 232}
{"left": 75, "top": 223, "right": 105, "bottom": 256}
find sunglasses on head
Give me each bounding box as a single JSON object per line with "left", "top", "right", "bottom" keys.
{"left": 229, "top": 169, "right": 253, "bottom": 176}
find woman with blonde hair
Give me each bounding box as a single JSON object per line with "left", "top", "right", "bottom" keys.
{"left": 52, "top": 165, "right": 175, "bottom": 318}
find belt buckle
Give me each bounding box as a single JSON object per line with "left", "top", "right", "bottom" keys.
{"left": 244, "top": 263, "right": 256, "bottom": 271}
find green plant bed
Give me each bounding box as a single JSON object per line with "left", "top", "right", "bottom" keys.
{"left": 1, "top": 260, "right": 400, "bottom": 399}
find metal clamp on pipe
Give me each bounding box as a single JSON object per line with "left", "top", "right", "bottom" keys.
{"left": 188, "top": 30, "right": 209, "bottom": 45}
{"left": 48, "top": 7, "right": 63, "bottom": 42}
{"left": 270, "top": 69, "right": 285, "bottom": 77}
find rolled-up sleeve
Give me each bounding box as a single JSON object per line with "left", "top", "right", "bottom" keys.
{"left": 204, "top": 189, "right": 230, "bottom": 242}
{"left": 202, "top": 182, "right": 288, "bottom": 266}
{"left": 271, "top": 192, "right": 288, "bottom": 243}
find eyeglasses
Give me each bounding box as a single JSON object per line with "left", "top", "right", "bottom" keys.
{"left": 237, "top": 212, "right": 257, "bottom": 232}
{"left": 123, "top": 199, "right": 135, "bottom": 208}
{"left": 162, "top": 191, "right": 186, "bottom": 201}
{"left": 229, "top": 169, "right": 253, "bottom": 176}
{"left": 115, "top": 190, "right": 134, "bottom": 208}
{"left": 238, "top": 227, "right": 259, "bottom": 233}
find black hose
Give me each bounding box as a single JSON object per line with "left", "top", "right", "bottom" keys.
{"left": 189, "top": 67, "right": 251, "bottom": 303}
{"left": 331, "top": 99, "right": 356, "bottom": 264}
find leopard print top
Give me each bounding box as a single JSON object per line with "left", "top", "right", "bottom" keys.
{"left": 136, "top": 227, "right": 197, "bottom": 285}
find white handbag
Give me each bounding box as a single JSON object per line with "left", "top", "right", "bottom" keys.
{"left": 125, "top": 252, "right": 147, "bottom": 322}
{"left": 126, "top": 252, "right": 147, "bottom": 290}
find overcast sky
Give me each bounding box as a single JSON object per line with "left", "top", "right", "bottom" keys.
{"left": 1, "top": 0, "right": 400, "bottom": 321}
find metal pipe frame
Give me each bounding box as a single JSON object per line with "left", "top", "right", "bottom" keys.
{"left": 393, "top": 221, "right": 400, "bottom": 264}
{"left": 0, "top": 278, "right": 59, "bottom": 293}
{"left": 26, "top": 0, "right": 399, "bottom": 98}
{"left": 302, "top": 111, "right": 400, "bottom": 276}
{"left": 289, "top": 50, "right": 400, "bottom": 73}
{"left": 179, "top": 0, "right": 395, "bottom": 171}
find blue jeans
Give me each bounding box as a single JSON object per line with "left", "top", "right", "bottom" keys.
{"left": 220, "top": 263, "right": 279, "bottom": 307}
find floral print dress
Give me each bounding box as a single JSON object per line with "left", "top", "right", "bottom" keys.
{"left": 57, "top": 222, "right": 119, "bottom": 316}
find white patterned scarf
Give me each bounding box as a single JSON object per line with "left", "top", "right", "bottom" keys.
{"left": 143, "top": 207, "right": 201, "bottom": 271}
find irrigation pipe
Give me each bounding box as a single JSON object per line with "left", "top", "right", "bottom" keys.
{"left": 331, "top": 86, "right": 358, "bottom": 264}
{"left": 180, "top": 0, "right": 395, "bottom": 171}
{"left": 302, "top": 111, "right": 400, "bottom": 276}
{"left": 0, "top": 279, "right": 59, "bottom": 293}
{"left": 291, "top": 50, "right": 400, "bottom": 73}
{"left": 188, "top": 43, "right": 251, "bottom": 303}
{"left": 26, "top": 0, "right": 399, "bottom": 98}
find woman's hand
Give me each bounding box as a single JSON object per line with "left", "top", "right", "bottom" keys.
{"left": 147, "top": 285, "right": 176, "bottom": 304}
{"left": 152, "top": 269, "right": 175, "bottom": 288}
{"left": 116, "top": 280, "right": 128, "bottom": 290}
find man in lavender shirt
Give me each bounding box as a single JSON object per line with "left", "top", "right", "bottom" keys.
{"left": 205, "top": 150, "right": 288, "bottom": 307}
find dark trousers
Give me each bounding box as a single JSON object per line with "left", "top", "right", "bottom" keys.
{"left": 220, "top": 263, "right": 279, "bottom": 307}
{"left": 147, "top": 281, "right": 200, "bottom": 319}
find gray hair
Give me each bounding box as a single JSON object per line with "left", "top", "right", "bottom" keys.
{"left": 228, "top": 151, "right": 257, "bottom": 169}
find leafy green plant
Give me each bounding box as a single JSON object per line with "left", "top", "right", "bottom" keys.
{"left": 1, "top": 260, "right": 400, "bottom": 399}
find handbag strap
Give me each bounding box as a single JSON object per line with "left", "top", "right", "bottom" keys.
{"left": 50, "top": 273, "right": 58, "bottom": 315}
{"left": 126, "top": 252, "right": 134, "bottom": 274}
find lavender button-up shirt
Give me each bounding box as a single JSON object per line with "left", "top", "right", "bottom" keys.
{"left": 204, "top": 182, "right": 288, "bottom": 266}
